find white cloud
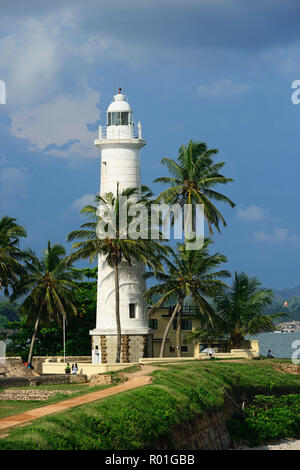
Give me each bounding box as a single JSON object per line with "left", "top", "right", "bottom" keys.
{"left": 0, "top": 12, "right": 102, "bottom": 159}
{"left": 197, "top": 79, "right": 251, "bottom": 97}
{"left": 254, "top": 227, "right": 300, "bottom": 246}
{"left": 10, "top": 87, "right": 100, "bottom": 158}
{"left": 0, "top": 17, "right": 65, "bottom": 107}
{"left": 0, "top": 10, "right": 147, "bottom": 159}
{"left": 0, "top": 166, "right": 29, "bottom": 208}
{"left": 0, "top": 10, "right": 145, "bottom": 109}
{"left": 71, "top": 193, "right": 95, "bottom": 213}
{"left": 237, "top": 204, "right": 267, "bottom": 223}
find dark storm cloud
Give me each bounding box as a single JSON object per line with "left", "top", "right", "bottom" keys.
{"left": 1, "top": 0, "right": 300, "bottom": 51}
{"left": 77, "top": 0, "right": 300, "bottom": 51}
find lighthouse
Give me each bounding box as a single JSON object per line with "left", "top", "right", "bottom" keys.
{"left": 90, "top": 89, "right": 152, "bottom": 363}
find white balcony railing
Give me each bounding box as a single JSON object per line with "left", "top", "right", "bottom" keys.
{"left": 98, "top": 123, "right": 142, "bottom": 140}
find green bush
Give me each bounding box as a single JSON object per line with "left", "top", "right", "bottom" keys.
{"left": 228, "top": 394, "right": 300, "bottom": 446}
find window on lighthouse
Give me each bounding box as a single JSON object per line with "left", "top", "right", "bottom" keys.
{"left": 129, "top": 303, "right": 136, "bottom": 319}
{"left": 107, "top": 112, "right": 131, "bottom": 126}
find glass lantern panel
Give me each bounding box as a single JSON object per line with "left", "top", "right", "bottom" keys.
{"left": 121, "top": 112, "right": 129, "bottom": 125}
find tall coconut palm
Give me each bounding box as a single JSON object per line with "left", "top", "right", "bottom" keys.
{"left": 154, "top": 140, "right": 235, "bottom": 235}
{"left": 145, "top": 239, "right": 230, "bottom": 357}
{"left": 11, "top": 241, "right": 80, "bottom": 364}
{"left": 67, "top": 186, "right": 168, "bottom": 363}
{"left": 190, "top": 272, "right": 282, "bottom": 349}
{"left": 0, "top": 216, "right": 27, "bottom": 295}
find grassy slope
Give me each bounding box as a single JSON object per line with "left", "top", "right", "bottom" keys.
{"left": 0, "top": 360, "right": 300, "bottom": 450}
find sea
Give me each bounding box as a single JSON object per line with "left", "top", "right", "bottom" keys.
{"left": 248, "top": 331, "right": 300, "bottom": 359}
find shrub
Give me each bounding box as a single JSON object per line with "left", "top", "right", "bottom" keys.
{"left": 228, "top": 394, "right": 300, "bottom": 446}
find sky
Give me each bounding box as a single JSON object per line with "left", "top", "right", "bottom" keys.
{"left": 0, "top": 0, "right": 300, "bottom": 289}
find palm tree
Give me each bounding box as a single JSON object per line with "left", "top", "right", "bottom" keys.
{"left": 0, "top": 216, "right": 27, "bottom": 295}
{"left": 190, "top": 271, "right": 282, "bottom": 350}
{"left": 145, "top": 239, "right": 230, "bottom": 357}
{"left": 67, "top": 186, "right": 168, "bottom": 363}
{"left": 154, "top": 140, "right": 235, "bottom": 235}
{"left": 11, "top": 241, "right": 80, "bottom": 364}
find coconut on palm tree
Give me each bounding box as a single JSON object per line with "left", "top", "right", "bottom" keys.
{"left": 145, "top": 239, "right": 230, "bottom": 357}
{"left": 67, "top": 186, "right": 168, "bottom": 363}
{"left": 0, "top": 216, "right": 27, "bottom": 295}
{"left": 11, "top": 241, "right": 80, "bottom": 364}
{"left": 190, "top": 271, "right": 282, "bottom": 350}
{"left": 154, "top": 140, "right": 235, "bottom": 235}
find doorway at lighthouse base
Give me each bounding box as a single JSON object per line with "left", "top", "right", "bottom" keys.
{"left": 91, "top": 334, "right": 153, "bottom": 363}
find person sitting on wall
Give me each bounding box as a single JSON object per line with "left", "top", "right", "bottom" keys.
{"left": 65, "top": 363, "right": 71, "bottom": 374}
{"left": 72, "top": 364, "right": 78, "bottom": 374}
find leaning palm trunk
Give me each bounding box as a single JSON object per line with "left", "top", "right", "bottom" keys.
{"left": 160, "top": 297, "right": 184, "bottom": 358}
{"left": 176, "top": 305, "right": 183, "bottom": 357}
{"left": 114, "top": 261, "right": 121, "bottom": 363}
{"left": 27, "top": 305, "right": 42, "bottom": 364}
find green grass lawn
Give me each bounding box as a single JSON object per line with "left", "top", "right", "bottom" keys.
{"left": 0, "top": 382, "right": 114, "bottom": 419}
{"left": 0, "top": 401, "right": 43, "bottom": 418}
{"left": 0, "top": 359, "right": 300, "bottom": 450}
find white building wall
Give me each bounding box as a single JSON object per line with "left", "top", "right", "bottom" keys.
{"left": 100, "top": 144, "right": 141, "bottom": 195}
{"left": 95, "top": 256, "right": 148, "bottom": 335}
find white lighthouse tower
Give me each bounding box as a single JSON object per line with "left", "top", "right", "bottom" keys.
{"left": 90, "top": 89, "right": 152, "bottom": 363}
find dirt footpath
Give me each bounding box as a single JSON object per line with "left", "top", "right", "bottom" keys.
{"left": 0, "top": 365, "right": 156, "bottom": 434}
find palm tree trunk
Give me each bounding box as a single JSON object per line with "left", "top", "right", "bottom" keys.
{"left": 160, "top": 297, "right": 184, "bottom": 358}
{"left": 176, "top": 304, "right": 183, "bottom": 357}
{"left": 114, "top": 261, "right": 121, "bottom": 363}
{"left": 27, "top": 306, "right": 42, "bottom": 364}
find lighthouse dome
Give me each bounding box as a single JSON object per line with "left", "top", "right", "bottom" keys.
{"left": 107, "top": 92, "right": 132, "bottom": 112}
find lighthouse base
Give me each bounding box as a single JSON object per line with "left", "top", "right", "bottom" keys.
{"left": 90, "top": 332, "right": 153, "bottom": 364}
